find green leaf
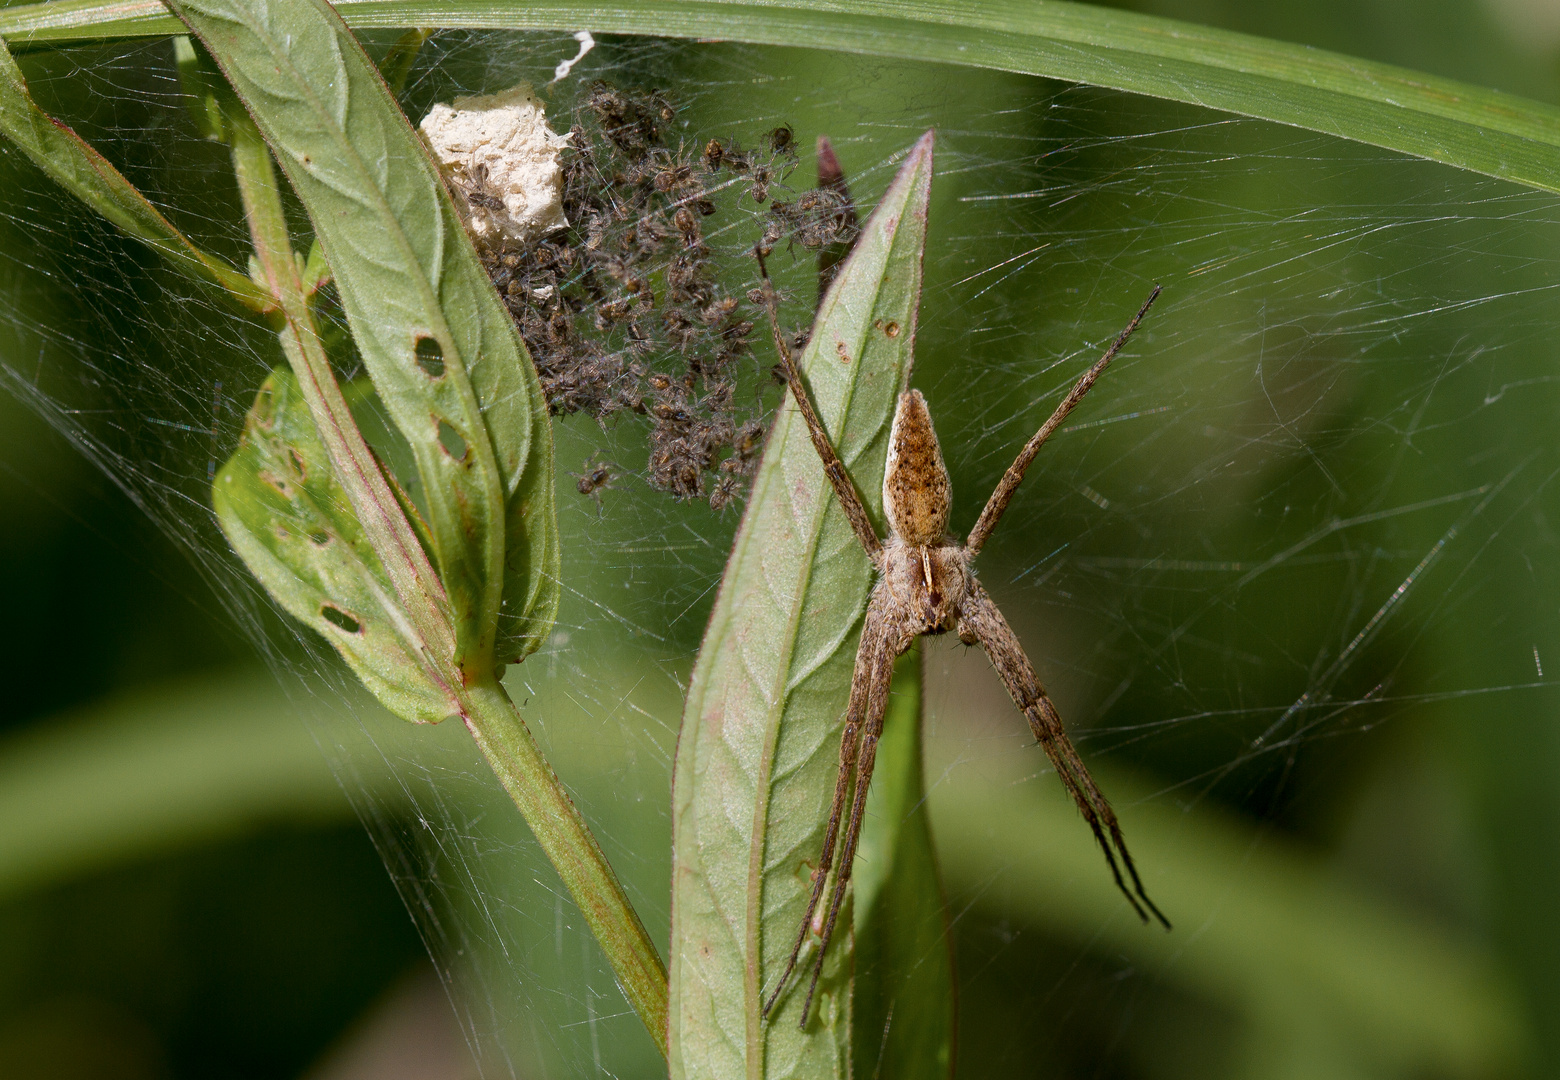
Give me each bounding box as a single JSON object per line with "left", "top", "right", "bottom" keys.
{"left": 851, "top": 645, "right": 953, "bottom": 1080}
{"left": 8, "top": 0, "right": 1560, "bottom": 195}
{"left": 214, "top": 366, "right": 456, "bottom": 723}
{"left": 221, "top": 99, "right": 464, "bottom": 718}
{"left": 670, "top": 130, "right": 933, "bottom": 1078}
{"left": 167, "top": 0, "right": 558, "bottom": 676}
{"left": 0, "top": 33, "right": 271, "bottom": 312}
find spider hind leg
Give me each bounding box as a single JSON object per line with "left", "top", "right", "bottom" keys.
{"left": 762, "top": 604, "right": 897, "bottom": 1022}
{"left": 1031, "top": 695, "right": 1171, "bottom": 929}
{"left": 798, "top": 628, "right": 902, "bottom": 1027}
{"left": 960, "top": 582, "right": 1171, "bottom": 931}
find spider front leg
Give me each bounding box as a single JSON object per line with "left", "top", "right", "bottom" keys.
{"left": 959, "top": 581, "right": 1170, "bottom": 929}
{"left": 754, "top": 244, "right": 883, "bottom": 560}
{"left": 762, "top": 590, "right": 900, "bottom": 1024}
{"left": 966, "top": 284, "right": 1160, "bottom": 556}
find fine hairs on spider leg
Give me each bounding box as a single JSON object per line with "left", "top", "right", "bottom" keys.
{"left": 755, "top": 244, "right": 1167, "bottom": 1027}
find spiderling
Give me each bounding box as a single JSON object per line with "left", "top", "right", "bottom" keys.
{"left": 448, "top": 81, "right": 848, "bottom": 509}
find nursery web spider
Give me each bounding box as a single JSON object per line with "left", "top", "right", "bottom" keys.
{"left": 756, "top": 250, "right": 1167, "bottom": 1025}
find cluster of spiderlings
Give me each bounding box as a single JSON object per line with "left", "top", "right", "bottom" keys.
{"left": 477, "top": 82, "right": 845, "bottom": 509}
{"left": 760, "top": 185, "right": 857, "bottom": 258}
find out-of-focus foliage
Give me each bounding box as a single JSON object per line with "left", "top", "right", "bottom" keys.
{"left": 3, "top": 3, "right": 1560, "bottom": 1078}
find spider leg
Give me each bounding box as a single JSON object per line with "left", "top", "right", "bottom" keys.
{"left": 754, "top": 244, "right": 883, "bottom": 561}
{"left": 799, "top": 620, "right": 908, "bottom": 1027}
{"left": 762, "top": 594, "right": 891, "bottom": 1019}
{"left": 959, "top": 582, "right": 1170, "bottom": 929}
{"left": 966, "top": 285, "right": 1160, "bottom": 557}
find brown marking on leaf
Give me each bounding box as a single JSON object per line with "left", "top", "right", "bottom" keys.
{"left": 257, "top": 469, "right": 290, "bottom": 497}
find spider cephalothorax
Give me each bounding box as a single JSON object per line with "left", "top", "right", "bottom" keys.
{"left": 756, "top": 244, "right": 1167, "bottom": 1026}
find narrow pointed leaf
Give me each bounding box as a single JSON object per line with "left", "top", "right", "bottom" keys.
{"left": 11, "top": 0, "right": 1560, "bottom": 197}
{"left": 0, "top": 34, "right": 270, "bottom": 312}
{"left": 167, "top": 0, "right": 558, "bottom": 675}
{"left": 852, "top": 646, "right": 954, "bottom": 1080}
{"left": 214, "top": 366, "right": 456, "bottom": 722}
{"left": 670, "top": 130, "right": 934, "bottom": 1078}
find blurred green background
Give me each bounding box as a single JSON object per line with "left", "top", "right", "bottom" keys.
{"left": 4, "top": 1, "right": 1560, "bottom": 1077}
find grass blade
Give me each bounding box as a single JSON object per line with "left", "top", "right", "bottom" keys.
{"left": 7, "top": 0, "right": 1560, "bottom": 194}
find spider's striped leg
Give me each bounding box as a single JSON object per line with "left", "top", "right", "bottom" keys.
{"left": 966, "top": 285, "right": 1159, "bottom": 557}
{"left": 798, "top": 620, "right": 909, "bottom": 1027}
{"left": 959, "top": 582, "right": 1170, "bottom": 929}
{"left": 763, "top": 591, "right": 892, "bottom": 1019}
{"left": 754, "top": 244, "right": 883, "bottom": 560}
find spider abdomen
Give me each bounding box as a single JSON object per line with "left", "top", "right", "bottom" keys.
{"left": 883, "top": 390, "right": 951, "bottom": 546}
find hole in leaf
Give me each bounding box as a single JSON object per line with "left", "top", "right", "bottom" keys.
{"left": 320, "top": 605, "right": 362, "bottom": 634}
{"left": 254, "top": 387, "right": 276, "bottom": 428}
{"left": 437, "top": 419, "right": 468, "bottom": 461}
{"left": 415, "top": 336, "right": 446, "bottom": 378}
{"left": 258, "top": 469, "right": 289, "bottom": 497}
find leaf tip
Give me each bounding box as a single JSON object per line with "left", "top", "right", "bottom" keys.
{"left": 902, "top": 128, "right": 935, "bottom": 179}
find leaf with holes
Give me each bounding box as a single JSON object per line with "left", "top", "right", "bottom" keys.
{"left": 214, "top": 366, "right": 456, "bottom": 723}
{"left": 167, "top": 0, "right": 559, "bottom": 677}
{"left": 669, "top": 131, "right": 935, "bottom": 1078}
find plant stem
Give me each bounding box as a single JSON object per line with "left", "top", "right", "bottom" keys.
{"left": 459, "top": 676, "right": 670, "bottom": 1049}
{"left": 225, "top": 82, "right": 669, "bottom": 1053}
{"left": 226, "top": 108, "right": 460, "bottom": 690}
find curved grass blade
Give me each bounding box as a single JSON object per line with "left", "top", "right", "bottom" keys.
{"left": 670, "top": 130, "right": 933, "bottom": 1078}
{"left": 928, "top": 755, "right": 1525, "bottom": 1076}
{"left": 166, "top": 0, "right": 558, "bottom": 676}
{"left": 851, "top": 645, "right": 953, "bottom": 1080}
{"left": 9, "top": 0, "right": 1560, "bottom": 197}
{"left": 0, "top": 34, "right": 271, "bottom": 313}
{"left": 215, "top": 366, "right": 457, "bottom": 721}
